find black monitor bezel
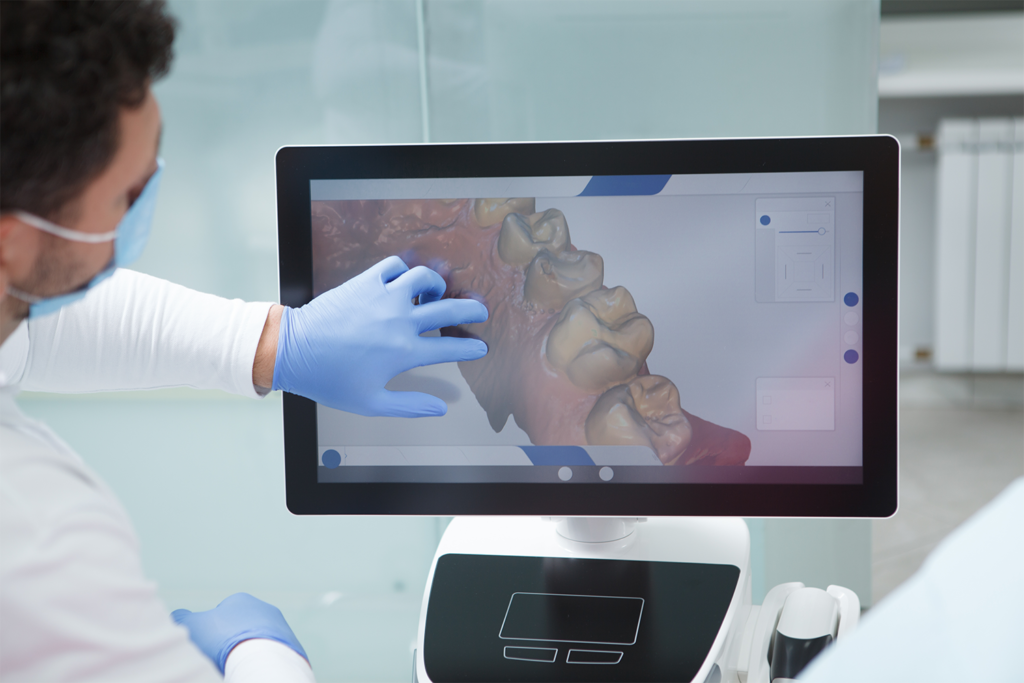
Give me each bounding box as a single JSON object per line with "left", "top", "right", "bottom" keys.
{"left": 276, "top": 136, "right": 899, "bottom": 517}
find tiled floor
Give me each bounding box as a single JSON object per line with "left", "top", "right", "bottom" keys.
{"left": 872, "top": 404, "right": 1024, "bottom": 604}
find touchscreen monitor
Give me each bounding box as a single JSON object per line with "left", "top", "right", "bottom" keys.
{"left": 276, "top": 137, "right": 899, "bottom": 517}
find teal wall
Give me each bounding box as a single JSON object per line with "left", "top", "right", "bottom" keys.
{"left": 16, "top": 2, "right": 879, "bottom": 680}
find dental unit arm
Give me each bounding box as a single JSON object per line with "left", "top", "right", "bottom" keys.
{"left": 738, "top": 583, "right": 860, "bottom": 683}
{"left": 413, "top": 516, "right": 860, "bottom": 683}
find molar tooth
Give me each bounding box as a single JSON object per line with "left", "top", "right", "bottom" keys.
{"left": 546, "top": 287, "right": 654, "bottom": 392}
{"left": 473, "top": 198, "right": 536, "bottom": 227}
{"left": 523, "top": 249, "right": 603, "bottom": 311}
{"left": 497, "top": 209, "right": 570, "bottom": 266}
{"left": 585, "top": 375, "right": 692, "bottom": 466}
{"left": 497, "top": 214, "right": 537, "bottom": 266}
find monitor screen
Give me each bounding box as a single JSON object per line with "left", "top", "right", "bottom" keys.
{"left": 276, "top": 137, "right": 899, "bottom": 517}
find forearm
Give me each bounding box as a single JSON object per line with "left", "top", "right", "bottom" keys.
{"left": 20, "top": 269, "right": 274, "bottom": 397}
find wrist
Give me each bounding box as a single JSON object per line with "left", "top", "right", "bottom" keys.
{"left": 253, "top": 304, "right": 285, "bottom": 390}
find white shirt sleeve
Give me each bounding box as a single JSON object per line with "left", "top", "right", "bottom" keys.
{"left": 15, "top": 268, "right": 274, "bottom": 398}
{"left": 225, "top": 640, "right": 316, "bottom": 683}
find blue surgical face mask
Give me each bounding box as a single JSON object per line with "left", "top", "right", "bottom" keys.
{"left": 6, "top": 159, "right": 164, "bottom": 318}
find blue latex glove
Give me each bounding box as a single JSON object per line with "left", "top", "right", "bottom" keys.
{"left": 171, "top": 592, "right": 308, "bottom": 674}
{"left": 272, "top": 255, "right": 488, "bottom": 417}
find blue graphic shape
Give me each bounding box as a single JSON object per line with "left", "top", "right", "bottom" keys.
{"left": 760, "top": 215, "right": 771, "bottom": 225}
{"left": 520, "top": 446, "right": 595, "bottom": 466}
{"left": 844, "top": 349, "right": 859, "bottom": 364}
{"left": 578, "top": 175, "right": 671, "bottom": 197}
{"left": 322, "top": 449, "right": 342, "bottom": 469}
{"left": 844, "top": 292, "right": 859, "bottom": 307}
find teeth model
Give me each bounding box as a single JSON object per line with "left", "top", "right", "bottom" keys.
{"left": 497, "top": 209, "right": 570, "bottom": 265}
{"left": 475, "top": 198, "right": 537, "bottom": 228}
{"left": 523, "top": 249, "right": 604, "bottom": 311}
{"left": 547, "top": 287, "right": 654, "bottom": 393}
{"left": 311, "top": 198, "right": 750, "bottom": 466}
{"left": 585, "top": 375, "right": 692, "bottom": 465}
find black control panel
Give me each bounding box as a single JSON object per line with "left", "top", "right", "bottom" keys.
{"left": 423, "top": 554, "right": 740, "bottom": 682}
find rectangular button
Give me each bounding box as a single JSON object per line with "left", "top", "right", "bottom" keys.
{"left": 567, "top": 649, "right": 623, "bottom": 665}
{"left": 503, "top": 646, "right": 557, "bottom": 663}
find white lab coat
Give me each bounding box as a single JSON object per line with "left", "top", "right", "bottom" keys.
{"left": 0, "top": 269, "right": 314, "bottom": 683}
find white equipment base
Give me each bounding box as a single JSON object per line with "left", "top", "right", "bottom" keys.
{"left": 414, "top": 517, "right": 858, "bottom": 683}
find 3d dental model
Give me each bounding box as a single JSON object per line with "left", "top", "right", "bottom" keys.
{"left": 311, "top": 198, "right": 750, "bottom": 466}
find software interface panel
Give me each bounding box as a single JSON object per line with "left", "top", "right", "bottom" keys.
{"left": 309, "top": 171, "right": 864, "bottom": 485}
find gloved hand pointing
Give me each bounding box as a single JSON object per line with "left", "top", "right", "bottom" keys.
{"left": 272, "top": 255, "right": 488, "bottom": 417}
{"left": 171, "top": 592, "right": 308, "bottom": 674}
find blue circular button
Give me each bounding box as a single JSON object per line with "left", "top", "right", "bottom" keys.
{"left": 844, "top": 349, "right": 859, "bottom": 364}
{"left": 322, "top": 449, "right": 342, "bottom": 469}
{"left": 760, "top": 215, "right": 771, "bottom": 226}
{"left": 844, "top": 292, "right": 859, "bottom": 307}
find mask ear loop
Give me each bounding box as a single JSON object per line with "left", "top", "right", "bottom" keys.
{"left": 5, "top": 285, "right": 44, "bottom": 305}
{"left": 10, "top": 210, "right": 118, "bottom": 243}
{"left": 3, "top": 211, "right": 118, "bottom": 305}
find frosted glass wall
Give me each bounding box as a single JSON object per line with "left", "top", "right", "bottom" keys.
{"left": 17, "top": 2, "right": 879, "bottom": 681}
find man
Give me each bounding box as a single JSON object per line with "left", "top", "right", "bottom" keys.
{"left": 0, "top": 2, "right": 487, "bottom": 681}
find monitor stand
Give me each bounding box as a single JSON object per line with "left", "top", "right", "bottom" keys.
{"left": 414, "top": 516, "right": 754, "bottom": 683}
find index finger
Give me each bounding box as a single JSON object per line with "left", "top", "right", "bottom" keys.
{"left": 368, "top": 255, "right": 410, "bottom": 285}
{"left": 387, "top": 265, "right": 446, "bottom": 303}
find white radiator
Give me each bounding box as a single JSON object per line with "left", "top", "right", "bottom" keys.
{"left": 934, "top": 118, "right": 1024, "bottom": 372}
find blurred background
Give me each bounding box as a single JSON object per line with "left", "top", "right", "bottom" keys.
{"left": 15, "top": 1, "right": 1022, "bottom": 681}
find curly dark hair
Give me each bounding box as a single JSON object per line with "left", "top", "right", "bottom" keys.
{"left": 0, "top": 0, "right": 176, "bottom": 220}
